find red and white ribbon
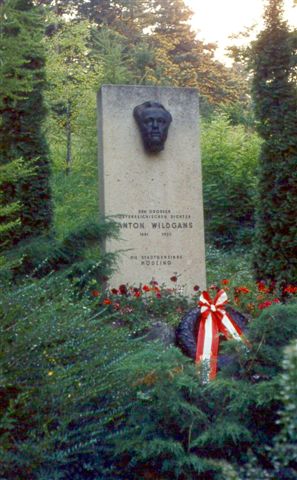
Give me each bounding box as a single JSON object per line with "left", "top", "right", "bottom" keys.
{"left": 196, "top": 289, "right": 248, "bottom": 380}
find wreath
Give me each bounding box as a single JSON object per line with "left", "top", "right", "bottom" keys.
{"left": 176, "top": 290, "right": 249, "bottom": 379}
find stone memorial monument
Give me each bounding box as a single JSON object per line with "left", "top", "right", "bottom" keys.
{"left": 97, "top": 85, "right": 206, "bottom": 294}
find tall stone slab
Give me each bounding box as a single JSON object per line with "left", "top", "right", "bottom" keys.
{"left": 98, "top": 85, "right": 206, "bottom": 293}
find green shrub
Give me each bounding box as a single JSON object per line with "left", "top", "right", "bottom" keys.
{"left": 0, "top": 273, "right": 139, "bottom": 479}
{"left": 1, "top": 271, "right": 296, "bottom": 480}
{"left": 270, "top": 340, "right": 297, "bottom": 477}
{"left": 0, "top": 272, "right": 194, "bottom": 479}
{"left": 1, "top": 220, "right": 118, "bottom": 284}
{"left": 223, "top": 340, "right": 297, "bottom": 480}
{"left": 202, "top": 115, "right": 261, "bottom": 248}
{"left": 206, "top": 245, "right": 253, "bottom": 287}
{"left": 220, "top": 303, "right": 297, "bottom": 380}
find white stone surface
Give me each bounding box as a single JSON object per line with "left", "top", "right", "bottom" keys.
{"left": 98, "top": 85, "right": 206, "bottom": 294}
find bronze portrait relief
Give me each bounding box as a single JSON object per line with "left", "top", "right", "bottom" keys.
{"left": 133, "top": 101, "right": 172, "bottom": 153}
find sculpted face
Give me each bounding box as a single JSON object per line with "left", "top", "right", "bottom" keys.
{"left": 133, "top": 101, "right": 172, "bottom": 153}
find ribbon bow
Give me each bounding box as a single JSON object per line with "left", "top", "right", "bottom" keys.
{"left": 196, "top": 289, "right": 247, "bottom": 380}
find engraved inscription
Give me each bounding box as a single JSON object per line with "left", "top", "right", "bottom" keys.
{"left": 117, "top": 208, "right": 193, "bottom": 237}
{"left": 129, "top": 254, "right": 184, "bottom": 267}
{"left": 116, "top": 207, "right": 193, "bottom": 269}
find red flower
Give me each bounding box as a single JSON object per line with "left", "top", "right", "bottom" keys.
{"left": 150, "top": 280, "right": 159, "bottom": 286}
{"left": 143, "top": 285, "right": 150, "bottom": 292}
{"left": 111, "top": 288, "right": 118, "bottom": 295}
{"left": 134, "top": 291, "right": 141, "bottom": 298}
{"left": 257, "top": 281, "right": 269, "bottom": 293}
{"left": 103, "top": 298, "right": 112, "bottom": 305}
{"left": 283, "top": 285, "right": 297, "bottom": 294}
{"left": 234, "top": 286, "right": 250, "bottom": 294}
{"left": 91, "top": 290, "right": 100, "bottom": 297}
{"left": 119, "top": 284, "right": 127, "bottom": 295}
{"left": 113, "top": 302, "right": 120, "bottom": 310}
{"left": 259, "top": 298, "right": 281, "bottom": 310}
{"left": 193, "top": 285, "right": 200, "bottom": 292}
{"left": 221, "top": 279, "right": 230, "bottom": 285}
{"left": 170, "top": 275, "right": 177, "bottom": 282}
{"left": 258, "top": 300, "right": 271, "bottom": 310}
{"left": 156, "top": 292, "right": 162, "bottom": 298}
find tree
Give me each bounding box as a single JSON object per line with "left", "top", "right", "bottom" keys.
{"left": 41, "top": 0, "right": 249, "bottom": 105}
{"left": 250, "top": 0, "right": 297, "bottom": 286}
{"left": 44, "top": 16, "right": 103, "bottom": 174}
{"left": 90, "top": 26, "right": 132, "bottom": 84}
{"left": 0, "top": 1, "right": 34, "bottom": 248}
{"left": 0, "top": 0, "right": 52, "bottom": 247}
{"left": 141, "top": 0, "right": 248, "bottom": 105}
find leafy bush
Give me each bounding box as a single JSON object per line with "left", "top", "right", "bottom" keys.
{"left": 0, "top": 273, "right": 194, "bottom": 479}
{"left": 0, "top": 220, "right": 118, "bottom": 284}
{"left": 1, "top": 264, "right": 296, "bottom": 479}
{"left": 0, "top": 273, "right": 138, "bottom": 479}
{"left": 271, "top": 341, "right": 297, "bottom": 477}
{"left": 224, "top": 340, "right": 297, "bottom": 480}
{"left": 202, "top": 115, "right": 261, "bottom": 247}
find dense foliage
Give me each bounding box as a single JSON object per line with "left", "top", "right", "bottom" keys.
{"left": 0, "top": 158, "right": 34, "bottom": 253}
{"left": 1, "top": 255, "right": 297, "bottom": 479}
{"left": 0, "top": 0, "right": 52, "bottom": 247}
{"left": 202, "top": 115, "right": 260, "bottom": 247}
{"left": 250, "top": 0, "right": 297, "bottom": 286}
{"left": 39, "top": 0, "right": 249, "bottom": 106}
